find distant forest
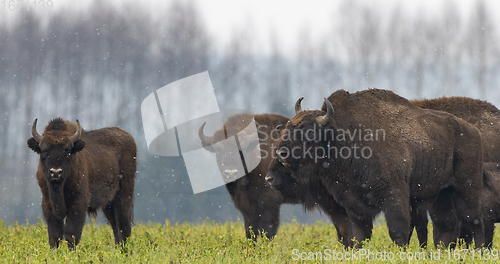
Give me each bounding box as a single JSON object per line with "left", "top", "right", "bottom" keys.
{"left": 1, "top": 0, "right": 499, "bottom": 224}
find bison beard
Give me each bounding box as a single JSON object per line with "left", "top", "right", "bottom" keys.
{"left": 267, "top": 89, "right": 485, "bottom": 248}
{"left": 198, "top": 113, "right": 353, "bottom": 244}
{"left": 27, "top": 118, "right": 137, "bottom": 249}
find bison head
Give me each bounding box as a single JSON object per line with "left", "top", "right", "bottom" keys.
{"left": 198, "top": 118, "right": 260, "bottom": 183}
{"left": 265, "top": 157, "right": 302, "bottom": 198}
{"left": 266, "top": 97, "right": 336, "bottom": 187}
{"left": 27, "top": 118, "right": 85, "bottom": 184}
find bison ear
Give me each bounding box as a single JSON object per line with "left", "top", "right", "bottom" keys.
{"left": 27, "top": 137, "right": 41, "bottom": 154}
{"left": 71, "top": 139, "right": 85, "bottom": 154}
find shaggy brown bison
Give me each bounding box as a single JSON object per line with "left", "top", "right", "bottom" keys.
{"left": 27, "top": 118, "right": 137, "bottom": 249}
{"left": 199, "top": 113, "right": 285, "bottom": 240}
{"left": 199, "top": 113, "right": 352, "bottom": 244}
{"left": 266, "top": 156, "right": 369, "bottom": 247}
{"left": 412, "top": 96, "right": 500, "bottom": 162}
{"left": 266, "top": 89, "right": 485, "bottom": 248}
{"left": 472, "top": 162, "right": 500, "bottom": 248}
{"left": 430, "top": 162, "right": 500, "bottom": 248}
{"left": 410, "top": 96, "right": 500, "bottom": 247}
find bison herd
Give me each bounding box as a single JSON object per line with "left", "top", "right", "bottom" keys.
{"left": 27, "top": 88, "right": 500, "bottom": 250}
{"left": 200, "top": 88, "right": 500, "bottom": 249}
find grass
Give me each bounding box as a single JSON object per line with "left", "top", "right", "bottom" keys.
{"left": 1, "top": 217, "right": 499, "bottom": 263}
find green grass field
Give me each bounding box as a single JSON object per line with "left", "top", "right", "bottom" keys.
{"left": 1, "top": 217, "right": 499, "bottom": 263}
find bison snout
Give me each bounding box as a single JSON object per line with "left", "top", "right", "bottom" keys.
{"left": 49, "top": 168, "right": 63, "bottom": 180}
{"left": 265, "top": 174, "right": 275, "bottom": 185}
{"left": 223, "top": 169, "right": 239, "bottom": 181}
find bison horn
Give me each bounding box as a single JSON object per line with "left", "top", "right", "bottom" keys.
{"left": 295, "top": 97, "right": 304, "bottom": 115}
{"left": 316, "top": 98, "right": 334, "bottom": 125}
{"left": 69, "top": 120, "right": 82, "bottom": 143}
{"left": 31, "top": 118, "right": 43, "bottom": 143}
{"left": 198, "top": 122, "right": 214, "bottom": 147}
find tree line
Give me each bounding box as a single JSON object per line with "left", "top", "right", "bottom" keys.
{"left": 0, "top": 0, "right": 498, "bottom": 224}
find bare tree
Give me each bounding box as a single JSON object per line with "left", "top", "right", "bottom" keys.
{"left": 409, "top": 11, "right": 436, "bottom": 98}
{"left": 439, "top": 0, "right": 461, "bottom": 95}
{"left": 155, "top": 0, "right": 210, "bottom": 82}
{"left": 466, "top": 0, "right": 496, "bottom": 99}
{"left": 267, "top": 30, "right": 291, "bottom": 115}
{"left": 385, "top": 4, "right": 410, "bottom": 93}
{"left": 296, "top": 26, "right": 314, "bottom": 90}
{"left": 337, "top": 0, "right": 361, "bottom": 91}
{"left": 217, "top": 26, "right": 257, "bottom": 109}
{"left": 358, "top": 5, "right": 381, "bottom": 87}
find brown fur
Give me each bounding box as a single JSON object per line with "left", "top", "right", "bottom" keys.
{"left": 412, "top": 96, "right": 500, "bottom": 162}
{"left": 27, "top": 118, "right": 137, "bottom": 249}
{"left": 268, "top": 89, "right": 485, "bottom": 248}
{"left": 200, "top": 113, "right": 351, "bottom": 242}
{"left": 433, "top": 163, "right": 500, "bottom": 248}
{"left": 410, "top": 97, "right": 500, "bottom": 247}
{"left": 477, "top": 162, "right": 500, "bottom": 248}
{"left": 201, "top": 113, "right": 287, "bottom": 240}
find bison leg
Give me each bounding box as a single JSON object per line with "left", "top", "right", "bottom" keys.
{"left": 112, "top": 154, "right": 136, "bottom": 245}
{"left": 451, "top": 137, "right": 485, "bottom": 248}
{"left": 102, "top": 203, "right": 121, "bottom": 244}
{"left": 319, "top": 199, "right": 351, "bottom": 247}
{"left": 451, "top": 191, "right": 485, "bottom": 248}
{"left": 429, "top": 192, "right": 461, "bottom": 248}
{"left": 111, "top": 199, "right": 133, "bottom": 244}
{"left": 459, "top": 221, "right": 493, "bottom": 249}
{"left": 459, "top": 223, "right": 476, "bottom": 247}
{"left": 63, "top": 207, "right": 86, "bottom": 250}
{"left": 382, "top": 191, "right": 411, "bottom": 247}
{"left": 111, "top": 184, "right": 134, "bottom": 245}
{"left": 483, "top": 221, "right": 495, "bottom": 249}
{"left": 409, "top": 201, "right": 428, "bottom": 248}
{"left": 42, "top": 197, "right": 64, "bottom": 248}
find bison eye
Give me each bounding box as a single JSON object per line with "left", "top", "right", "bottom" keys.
{"left": 276, "top": 148, "right": 289, "bottom": 161}
{"left": 276, "top": 148, "right": 293, "bottom": 169}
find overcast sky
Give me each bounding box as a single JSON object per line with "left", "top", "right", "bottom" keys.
{"left": 3, "top": 0, "right": 498, "bottom": 56}
{"left": 193, "top": 0, "right": 496, "bottom": 55}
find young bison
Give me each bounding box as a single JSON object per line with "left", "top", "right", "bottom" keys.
{"left": 199, "top": 113, "right": 351, "bottom": 243}
{"left": 27, "top": 118, "right": 137, "bottom": 249}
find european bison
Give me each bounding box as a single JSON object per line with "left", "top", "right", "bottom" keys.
{"left": 472, "top": 162, "right": 500, "bottom": 248}
{"left": 266, "top": 89, "right": 485, "bottom": 247}
{"left": 27, "top": 118, "right": 137, "bottom": 249}
{"left": 410, "top": 96, "right": 500, "bottom": 247}
{"left": 412, "top": 96, "right": 500, "bottom": 162}
{"left": 198, "top": 113, "right": 352, "bottom": 243}
{"left": 431, "top": 162, "right": 500, "bottom": 248}
{"left": 265, "top": 155, "right": 366, "bottom": 247}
